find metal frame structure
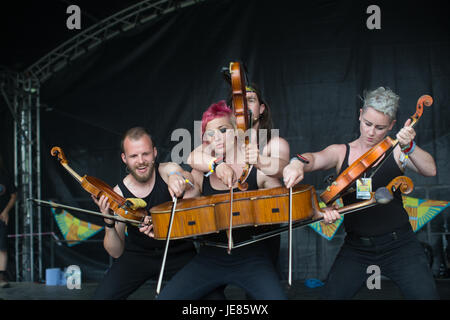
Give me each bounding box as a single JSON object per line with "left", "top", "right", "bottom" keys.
{"left": 26, "top": 0, "right": 206, "bottom": 83}
{"left": 1, "top": 70, "right": 42, "bottom": 282}
{"left": 1, "top": 0, "right": 206, "bottom": 282}
{"left": 6, "top": 0, "right": 446, "bottom": 284}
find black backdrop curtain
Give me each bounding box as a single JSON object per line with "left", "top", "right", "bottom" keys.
{"left": 32, "top": 0, "right": 450, "bottom": 281}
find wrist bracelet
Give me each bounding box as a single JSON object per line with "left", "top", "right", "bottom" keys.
{"left": 401, "top": 140, "right": 413, "bottom": 152}
{"left": 290, "top": 154, "right": 310, "bottom": 164}
{"left": 401, "top": 141, "right": 416, "bottom": 155}
{"left": 168, "top": 171, "right": 194, "bottom": 187}
{"left": 406, "top": 141, "right": 416, "bottom": 155}
{"left": 105, "top": 221, "right": 115, "bottom": 228}
{"left": 205, "top": 157, "right": 224, "bottom": 177}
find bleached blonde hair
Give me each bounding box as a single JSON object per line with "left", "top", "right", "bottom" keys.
{"left": 361, "top": 87, "right": 400, "bottom": 122}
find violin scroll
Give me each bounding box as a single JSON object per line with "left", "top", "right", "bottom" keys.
{"left": 411, "top": 95, "right": 433, "bottom": 124}
{"left": 51, "top": 146, "right": 147, "bottom": 222}
{"left": 51, "top": 146, "right": 68, "bottom": 164}
{"left": 386, "top": 176, "right": 414, "bottom": 195}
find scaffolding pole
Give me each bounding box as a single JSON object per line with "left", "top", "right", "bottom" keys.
{"left": 1, "top": 70, "right": 42, "bottom": 282}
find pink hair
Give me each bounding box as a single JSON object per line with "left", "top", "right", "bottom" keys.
{"left": 201, "top": 100, "right": 232, "bottom": 136}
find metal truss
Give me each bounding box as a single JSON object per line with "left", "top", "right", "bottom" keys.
{"left": 2, "top": 0, "right": 206, "bottom": 282}
{"left": 0, "top": 69, "right": 42, "bottom": 282}
{"left": 25, "top": 0, "right": 207, "bottom": 83}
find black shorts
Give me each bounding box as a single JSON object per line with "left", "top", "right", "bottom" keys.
{"left": 0, "top": 220, "right": 8, "bottom": 251}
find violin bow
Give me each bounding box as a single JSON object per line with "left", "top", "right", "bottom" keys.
{"left": 288, "top": 187, "right": 293, "bottom": 287}
{"left": 29, "top": 198, "right": 142, "bottom": 227}
{"left": 227, "top": 187, "right": 234, "bottom": 254}
{"left": 156, "top": 196, "right": 177, "bottom": 296}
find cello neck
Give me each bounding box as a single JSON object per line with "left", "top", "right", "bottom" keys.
{"left": 335, "top": 195, "right": 377, "bottom": 215}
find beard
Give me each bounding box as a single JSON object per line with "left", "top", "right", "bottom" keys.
{"left": 127, "top": 161, "right": 155, "bottom": 183}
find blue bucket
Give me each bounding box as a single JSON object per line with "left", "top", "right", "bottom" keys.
{"left": 304, "top": 278, "right": 324, "bottom": 288}
{"left": 60, "top": 268, "right": 67, "bottom": 286}
{"left": 45, "top": 268, "right": 62, "bottom": 286}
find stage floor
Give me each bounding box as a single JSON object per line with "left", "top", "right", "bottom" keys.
{"left": 1, "top": 279, "right": 450, "bottom": 300}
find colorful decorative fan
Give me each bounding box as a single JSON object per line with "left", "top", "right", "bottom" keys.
{"left": 50, "top": 202, "right": 104, "bottom": 246}
{"left": 402, "top": 196, "right": 450, "bottom": 232}
{"left": 309, "top": 197, "right": 450, "bottom": 240}
{"left": 308, "top": 200, "right": 344, "bottom": 240}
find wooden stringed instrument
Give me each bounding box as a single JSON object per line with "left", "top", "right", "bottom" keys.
{"left": 229, "top": 61, "right": 251, "bottom": 191}
{"left": 320, "top": 95, "right": 432, "bottom": 205}
{"left": 149, "top": 176, "right": 413, "bottom": 240}
{"left": 50, "top": 146, "right": 147, "bottom": 224}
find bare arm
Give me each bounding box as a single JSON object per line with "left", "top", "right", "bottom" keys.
{"left": 256, "top": 136, "right": 290, "bottom": 178}
{"left": 283, "top": 144, "right": 346, "bottom": 188}
{"left": 394, "top": 119, "right": 437, "bottom": 177}
{"left": 257, "top": 169, "right": 282, "bottom": 189}
{"left": 187, "top": 144, "right": 215, "bottom": 173}
{"left": 92, "top": 185, "right": 126, "bottom": 258}
{"left": 183, "top": 169, "right": 203, "bottom": 198}
{"left": 0, "top": 192, "right": 17, "bottom": 225}
{"left": 188, "top": 143, "right": 237, "bottom": 188}
{"left": 394, "top": 145, "right": 437, "bottom": 177}
{"left": 159, "top": 162, "right": 195, "bottom": 198}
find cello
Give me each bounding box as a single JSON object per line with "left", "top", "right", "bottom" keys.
{"left": 151, "top": 174, "right": 412, "bottom": 290}
{"left": 320, "top": 95, "right": 432, "bottom": 205}
{"left": 229, "top": 61, "right": 252, "bottom": 191}
{"left": 221, "top": 61, "right": 253, "bottom": 252}
{"left": 150, "top": 176, "right": 413, "bottom": 240}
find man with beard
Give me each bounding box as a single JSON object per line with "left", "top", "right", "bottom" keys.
{"left": 91, "top": 127, "right": 198, "bottom": 299}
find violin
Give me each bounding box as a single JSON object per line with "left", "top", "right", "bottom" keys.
{"left": 229, "top": 61, "right": 251, "bottom": 191}
{"left": 149, "top": 176, "right": 413, "bottom": 240}
{"left": 50, "top": 146, "right": 147, "bottom": 224}
{"left": 320, "top": 95, "right": 433, "bottom": 205}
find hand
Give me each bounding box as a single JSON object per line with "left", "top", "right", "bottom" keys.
{"left": 283, "top": 160, "right": 304, "bottom": 189}
{"left": 167, "top": 172, "right": 187, "bottom": 198}
{"left": 244, "top": 142, "right": 259, "bottom": 165}
{"left": 215, "top": 162, "right": 236, "bottom": 188}
{"left": 0, "top": 210, "right": 8, "bottom": 225}
{"left": 396, "top": 119, "right": 416, "bottom": 149}
{"left": 243, "top": 129, "right": 259, "bottom": 165}
{"left": 139, "top": 215, "right": 154, "bottom": 238}
{"left": 321, "top": 206, "right": 341, "bottom": 224}
{"left": 91, "top": 194, "right": 114, "bottom": 225}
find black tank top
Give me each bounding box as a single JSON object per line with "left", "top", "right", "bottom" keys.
{"left": 201, "top": 166, "right": 264, "bottom": 244}
{"left": 339, "top": 144, "right": 410, "bottom": 236}
{"left": 118, "top": 163, "right": 195, "bottom": 253}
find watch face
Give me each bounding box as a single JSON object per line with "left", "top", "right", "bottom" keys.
{"left": 0, "top": 184, "right": 5, "bottom": 196}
